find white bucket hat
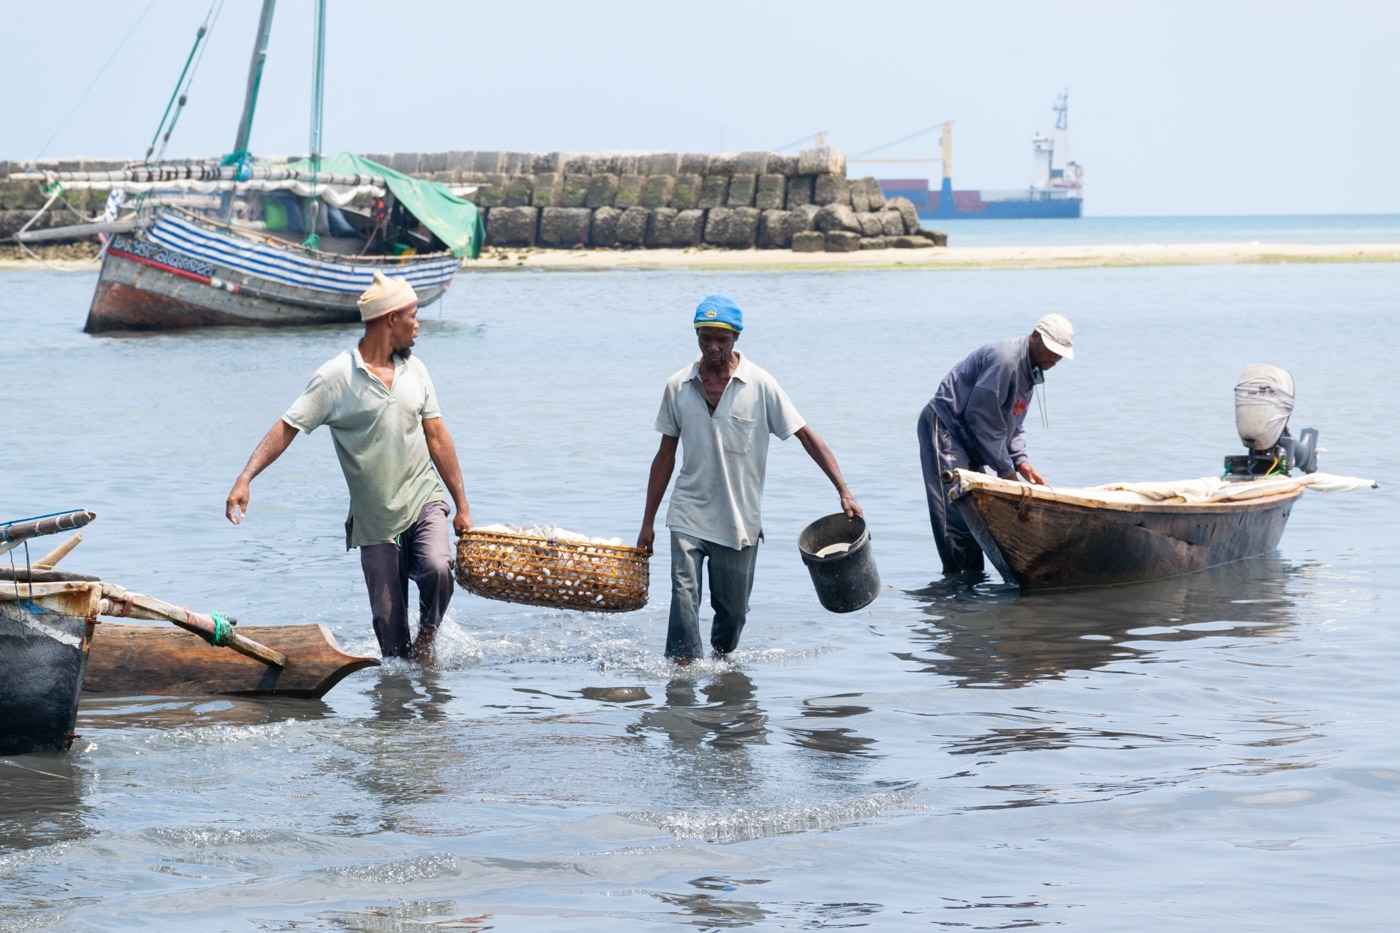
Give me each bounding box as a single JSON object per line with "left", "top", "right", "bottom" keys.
{"left": 1035, "top": 313, "right": 1074, "bottom": 359}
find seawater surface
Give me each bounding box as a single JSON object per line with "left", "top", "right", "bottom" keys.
{"left": 1, "top": 260, "right": 1397, "bottom": 931}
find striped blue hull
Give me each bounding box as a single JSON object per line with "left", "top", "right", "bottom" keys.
{"left": 85, "top": 209, "right": 460, "bottom": 332}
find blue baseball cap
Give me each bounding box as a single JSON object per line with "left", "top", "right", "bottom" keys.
{"left": 693, "top": 294, "right": 743, "bottom": 332}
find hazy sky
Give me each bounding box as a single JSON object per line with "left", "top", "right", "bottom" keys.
{"left": 2, "top": 1, "right": 1395, "bottom": 216}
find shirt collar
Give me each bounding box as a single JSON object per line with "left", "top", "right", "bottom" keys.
{"left": 1016, "top": 335, "right": 1034, "bottom": 380}
{"left": 687, "top": 351, "right": 750, "bottom": 383}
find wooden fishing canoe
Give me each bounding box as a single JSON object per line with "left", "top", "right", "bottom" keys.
{"left": 948, "top": 470, "right": 1304, "bottom": 590}
{"left": 0, "top": 583, "right": 101, "bottom": 755}
{"left": 83, "top": 622, "right": 379, "bottom": 699}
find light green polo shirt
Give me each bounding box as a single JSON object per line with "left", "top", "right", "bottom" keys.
{"left": 655, "top": 352, "right": 805, "bottom": 549}
{"left": 283, "top": 347, "right": 446, "bottom": 548}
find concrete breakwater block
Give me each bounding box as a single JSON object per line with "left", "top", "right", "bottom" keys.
{"left": 824, "top": 231, "right": 861, "bottom": 252}
{"left": 538, "top": 207, "right": 591, "bottom": 247}
{"left": 704, "top": 207, "right": 761, "bottom": 249}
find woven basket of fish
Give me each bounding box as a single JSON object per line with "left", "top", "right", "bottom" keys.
{"left": 454, "top": 525, "right": 649, "bottom": 613}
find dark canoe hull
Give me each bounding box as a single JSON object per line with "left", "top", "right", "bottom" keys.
{"left": 955, "top": 486, "right": 1304, "bottom": 590}
{"left": 0, "top": 588, "right": 99, "bottom": 755}
{"left": 84, "top": 622, "right": 379, "bottom": 698}
{"left": 83, "top": 212, "right": 458, "bottom": 332}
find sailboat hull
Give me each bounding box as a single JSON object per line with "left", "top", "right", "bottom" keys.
{"left": 84, "top": 211, "right": 457, "bottom": 333}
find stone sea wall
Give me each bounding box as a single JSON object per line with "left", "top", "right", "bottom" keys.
{"left": 363, "top": 146, "right": 941, "bottom": 252}
{"left": 1, "top": 148, "right": 945, "bottom": 252}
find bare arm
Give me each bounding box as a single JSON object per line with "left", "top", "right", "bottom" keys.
{"left": 423, "top": 416, "right": 473, "bottom": 535}
{"left": 226, "top": 419, "right": 298, "bottom": 524}
{"left": 636, "top": 434, "right": 679, "bottom": 555}
{"left": 1016, "top": 462, "right": 1048, "bottom": 485}
{"left": 795, "top": 425, "right": 862, "bottom": 520}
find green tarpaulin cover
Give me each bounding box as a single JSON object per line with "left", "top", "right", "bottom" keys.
{"left": 279, "top": 152, "right": 483, "bottom": 259}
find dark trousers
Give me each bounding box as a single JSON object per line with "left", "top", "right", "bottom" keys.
{"left": 666, "top": 530, "right": 760, "bottom": 660}
{"left": 359, "top": 500, "right": 454, "bottom": 659}
{"left": 917, "top": 404, "right": 985, "bottom": 574}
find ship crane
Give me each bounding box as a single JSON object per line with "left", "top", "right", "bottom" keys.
{"left": 847, "top": 121, "right": 953, "bottom": 184}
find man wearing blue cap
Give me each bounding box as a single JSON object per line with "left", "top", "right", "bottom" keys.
{"left": 637, "top": 294, "right": 862, "bottom": 662}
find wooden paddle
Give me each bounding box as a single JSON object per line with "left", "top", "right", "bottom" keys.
{"left": 98, "top": 583, "right": 287, "bottom": 668}
{"left": 36, "top": 533, "right": 83, "bottom": 569}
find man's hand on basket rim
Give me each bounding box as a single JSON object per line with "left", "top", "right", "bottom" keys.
{"left": 636, "top": 525, "right": 655, "bottom": 556}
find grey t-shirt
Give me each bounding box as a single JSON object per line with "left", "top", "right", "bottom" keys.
{"left": 283, "top": 347, "right": 445, "bottom": 548}
{"left": 655, "top": 352, "right": 805, "bottom": 549}
{"left": 930, "top": 335, "right": 1034, "bottom": 478}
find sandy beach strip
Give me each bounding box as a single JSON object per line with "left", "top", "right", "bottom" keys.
{"left": 469, "top": 241, "right": 1400, "bottom": 272}
{"left": 3, "top": 241, "right": 1397, "bottom": 274}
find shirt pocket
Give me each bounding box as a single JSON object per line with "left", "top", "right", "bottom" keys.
{"left": 722, "top": 412, "right": 758, "bottom": 454}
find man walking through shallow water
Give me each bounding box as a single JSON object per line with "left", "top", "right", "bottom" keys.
{"left": 225, "top": 271, "right": 473, "bottom": 664}
{"left": 637, "top": 293, "right": 862, "bottom": 663}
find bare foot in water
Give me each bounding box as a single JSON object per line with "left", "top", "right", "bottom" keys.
{"left": 411, "top": 626, "right": 438, "bottom": 668}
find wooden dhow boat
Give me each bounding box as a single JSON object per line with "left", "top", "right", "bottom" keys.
{"left": 2, "top": 511, "right": 377, "bottom": 725}
{"left": 10, "top": 0, "right": 481, "bottom": 333}
{"left": 82, "top": 185, "right": 472, "bottom": 332}
{"left": 948, "top": 469, "right": 1376, "bottom": 590}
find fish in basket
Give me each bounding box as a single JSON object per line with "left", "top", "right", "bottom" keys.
{"left": 454, "top": 525, "right": 649, "bottom": 612}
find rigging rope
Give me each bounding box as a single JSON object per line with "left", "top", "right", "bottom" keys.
{"left": 147, "top": 0, "right": 226, "bottom": 165}
{"left": 771, "top": 131, "right": 823, "bottom": 153}
{"left": 851, "top": 122, "right": 950, "bottom": 158}
{"left": 26, "top": 0, "right": 159, "bottom": 168}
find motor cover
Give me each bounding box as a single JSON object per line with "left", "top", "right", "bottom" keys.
{"left": 1234, "top": 364, "right": 1294, "bottom": 451}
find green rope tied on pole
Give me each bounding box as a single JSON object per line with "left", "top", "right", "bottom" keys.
{"left": 205, "top": 610, "right": 235, "bottom": 647}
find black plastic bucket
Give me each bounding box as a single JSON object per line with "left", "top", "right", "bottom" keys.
{"left": 798, "top": 513, "right": 881, "bottom": 613}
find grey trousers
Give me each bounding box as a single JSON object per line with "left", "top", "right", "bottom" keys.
{"left": 666, "top": 530, "right": 760, "bottom": 660}
{"left": 917, "top": 404, "right": 985, "bottom": 574}
{"left": 360, "top": 500, "right": 454, "bottom": 659}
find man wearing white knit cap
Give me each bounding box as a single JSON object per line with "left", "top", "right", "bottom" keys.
{"left": 226, "top": 271, "right": 472, "bottom": 663}
{"left": 917, "top": 313, "right": 1074, "bottom": 576}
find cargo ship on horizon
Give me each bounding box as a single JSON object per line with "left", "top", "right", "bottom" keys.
{"left": 869, "top": 92, "right": 1083, "bottom": 220}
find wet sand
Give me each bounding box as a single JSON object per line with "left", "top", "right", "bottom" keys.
{"left": 469, "top": 241, "right": 1400, "bottom": 271}
{"left": 4, "top": 241, "right": 1398, "bottom": 274}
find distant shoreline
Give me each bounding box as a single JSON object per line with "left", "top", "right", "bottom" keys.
{"left": 4, "top": 241, "right": 1398, "bottom": 274}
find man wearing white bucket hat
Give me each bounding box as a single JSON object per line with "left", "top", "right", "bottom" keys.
{"left": 225, "top": 271, "right": 473, "bottom": 664}
{"left": 917, "top": 313, "right": 1074, "bottom": 575}
{"left": 637, "top": 293, "right": 863, "bottom": 663}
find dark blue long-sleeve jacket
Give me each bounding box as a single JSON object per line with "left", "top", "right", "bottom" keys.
{"left": 930, "top": 336, "right": 1035, "bottom": 478}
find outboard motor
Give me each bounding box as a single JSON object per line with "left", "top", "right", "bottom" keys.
{"left": 1225, "top": 364, "right": 1319, "bottom": 478}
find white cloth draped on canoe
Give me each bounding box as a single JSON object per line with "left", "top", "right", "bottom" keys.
{"left": 952, "top": 469, "right": 1376, "bottom": 506}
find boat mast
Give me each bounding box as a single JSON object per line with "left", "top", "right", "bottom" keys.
{"left": 225, "top": 0, "right": 277, "bottom": 182}
{"left": 303, "top": 0, "right": 326, "bottom": 249}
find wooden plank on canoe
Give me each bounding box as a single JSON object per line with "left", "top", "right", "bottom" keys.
{"left": 83, "top": 622, "right": 379, "bottom": 699}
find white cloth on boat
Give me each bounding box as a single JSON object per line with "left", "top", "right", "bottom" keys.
{"left": 951, "top": 468, "right": 1375, "bottom": 506}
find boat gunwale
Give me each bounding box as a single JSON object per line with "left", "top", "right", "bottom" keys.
{"left": 957, "top": 482, "right": 1307, "bottom": 515}
{"left": 155, "top": 205, "right": 458, "bottom": 265}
